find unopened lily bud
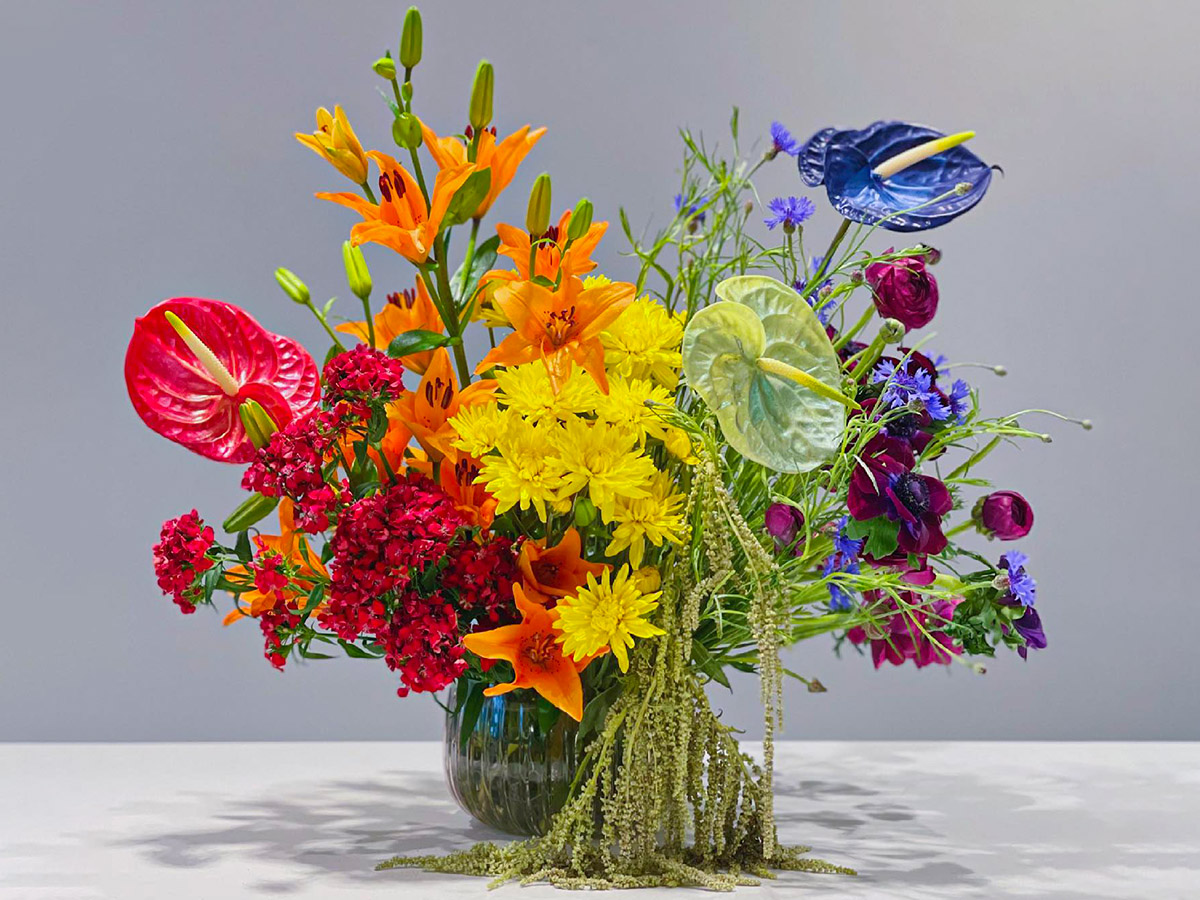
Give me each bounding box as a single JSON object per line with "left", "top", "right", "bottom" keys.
{"left": 401, "top": 81, "right": 413, "bottom": 104}
{"left": 400, "top": 7, "right": 423, "bottom": 69}
{"left": 274, "top": 267, "right": 310, "bottom": 304}
{"left": 238, "top": 399, "right": 279, "bottom": 449}
{"left": 342, "top": 241, "right": 372, "bottom": 300}
{"left": 880, "top": 318, "right": 905, "bottom": 344}
{"left": 567, "top": 198, "right": 593, "bottom": 240}
{"left": 392, "top": 112, "right": 422, "bottom": 149}
{"left": 574, "top": 496, "right": 597, "bottom": 527}
{"left": 526, "top": 172, "right": 552, "bottom": 236}
{"left": 223, "top": 491, "right": 280, "bottom": 533}
{"left": 468, "top": 60, "right": 494, "bottom": 132}
{"left": 372, "top": 56, "right": 396, "bottom": 80}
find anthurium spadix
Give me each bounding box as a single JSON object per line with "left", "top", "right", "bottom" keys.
{"left": 798, "top": 121, "right": 992, "bottom": 232}
{"left": 682, "top": 276, "right": 855, "bottom": 474}
{"left": 125, "top": 298, "right": 321, "bottom": 463}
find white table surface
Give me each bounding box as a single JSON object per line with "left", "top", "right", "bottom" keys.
{"left": 1, "top": 742, "right": 1197, "bottom": 899}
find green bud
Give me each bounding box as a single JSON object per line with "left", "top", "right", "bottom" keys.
{"left": 525, "top": 172, "right": 552, "bottom": 236}
{"left": 879, "top": 318, "right": 905, "bottom": 344}
{"left": 401, "top": 81, "right": 413, "bottom": 104}
{"left": 392, "top": 112, "right": 423, "bottom": 149}
{"left": 566, "top": 197, "right": 593, "bottom": 240}
{"left": 342, "top": 241, "right": 372, "bottom": 300}
{"left": 468, "top": 59, "right": 494, "bottom": 132}
{"left": 574, "top": 496, "right": 597, "bottom": 528}
{"left": 400, "top": 6, "right": 423, "bottom": 69}
{"left": 274, "top": 267, "right": 310, "bottom": 304}
{"left": 223, "top": 492, "right": 280, "bottom": 533}
{"left": 238, "top": 399, "right": 279, "bottom": 449}
{"left": 372, "top": 56, "right": 396, "bottom": 80}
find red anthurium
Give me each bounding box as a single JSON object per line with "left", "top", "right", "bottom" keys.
{"left": 125, "top": 298, "right": 321, "bottom": 463}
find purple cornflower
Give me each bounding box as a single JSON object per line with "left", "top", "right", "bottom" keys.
{"left": 764, "top": 195, "right": 815, "bottom": 231}
{"left": 872, "top": 359, "right": 950, "bottom": 421}
{"left": 673, "top": 193, "right": 707, "bottom": 224}
{"left": 999, "top": 551, "right": 1037, "bottom": 607}
{"left": 947, "top": 379, "right": 971, "bottom": 423}
{"left": 769, "top": 121, "right": 800, "bottom": 157}
{"left": 1014, "top": 607, "right": 1046, "bottom": 659}
{"left": 794, "top": 256, "right": 835, "bottom": 322}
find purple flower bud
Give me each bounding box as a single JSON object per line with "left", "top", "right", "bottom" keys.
{"left": 865, "top": 248, "right": 939, "bottom": 330}
{"left": 764, "top": 502, "right": 805, "bottom": 551}
{"left": 975, "top": 491, "right": 1034, "bottom": 540}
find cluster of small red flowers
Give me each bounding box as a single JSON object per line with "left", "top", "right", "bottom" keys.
{"left": 322, "top": 346, "right": 406, "bottom": 408}
{"left": 377, "top": 591, "right": 467, "bottom": 695}
{"left": 259, "top": 605, "right": 302, "bottom": 670}
{"left": 241, "top": 405, "right": 359, "bottom": 532}
{"left": 441, "top": 536, "right": 521, "bottom": 626}
{"left": 152, "top": 510, "right": 216, "bottom": 614}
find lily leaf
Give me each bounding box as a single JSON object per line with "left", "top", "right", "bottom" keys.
{"left": 387, "top": 329, "right": 452, "bottom": 358}
{"left": 442, "top": 169, "right": 492, "bottom": 228}
{"left": 451, "top": 234, "right": 500, "bottom": 305}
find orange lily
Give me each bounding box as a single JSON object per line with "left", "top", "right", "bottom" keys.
{"left": 316, "top": 151, "right": 474, "bottom": 263}
{"left": 223, "top": 500, "right": 328, "bottom": 625}
{"left": 391, "top": 347, "right": 497, "bottom": 461}
{"left": 420, "top": 120, "right": 546, "bottom": 218}
{"left": 442, "top": 456, "right": 499, "bottom": 528}
{"left": 519, "top": 527, "right": 608, "bottom": 599}
{"left": 295, "top": 105, "right": 369, "bottom": 184}
{"left": 477, "top": 275, "right": 635, "bottom": 393}
{"left": 484, "top": 209, "right": 607, "bottom": 288}
{"left": 462, "top": 584, "right": 588, "bottom": 721}
{"left": 336, "top": 278, "right": 445, "bottom": 374}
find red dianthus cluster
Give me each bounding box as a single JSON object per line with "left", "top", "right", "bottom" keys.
{"left": 152, "top": 510, "right": 216, "bottom": 614}
{"left": 441, "top": 536, "right": 521, "bottom": 626}
{"left": 322, "top": 345, "right": 406, "bottom": 408}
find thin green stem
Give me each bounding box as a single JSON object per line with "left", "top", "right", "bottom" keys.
{"left": 361, "top": 295, "right": 376, "bottom": 348}
{"left": 303, "top": 299, "right": 347, "bottom": 351}
{"left": 360, "top": 181, "right": 377, "bottom": 204}
{"left": 833, "top": 305, "right": 875, "bottom": 350}
{"left": 457, "top": 217, "right": 481, "bottom": 301}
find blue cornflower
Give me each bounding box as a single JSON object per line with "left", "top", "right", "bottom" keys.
{"left": 872, "top": 360, "right": 950, "bottom": 421}
{"left": 1000, "top": 551, "right": 1037, "bottom": 607}
{"left": 769, "top": 121, "right": 801, "bottom": 157}
{"left": 947, "top": 379, "right": 971, "bottom": 423}
{"left": 764, "top": 195, "right": 815, "bottom": 231}
{"left": 794, "top": 256, "right": 836, "bottom": 322}
{"left": 929, "top": 353, "right": 951, "bottom": 377}
{"left": 823, "top": 552, "right": 860, "bottom": 611}
{"left": 832, "top": 515, "right": 864, "bottom": 559}
{"left": 673, "top": 193, "right": 707, "bottom": 224}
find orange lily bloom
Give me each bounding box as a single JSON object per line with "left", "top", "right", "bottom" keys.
{"left": 462, "top": 584, "right": 587, "bottom": 721}
{"left": 477, "top": 275, "right": 635, "bottom": 393}
{"left": 223, "top": 500, "right": 328, "bottom": 625}
{"left": 420, "top": 120, "right": 546, "bottom": 218}
{"left": 316, "top": 151, "right": 474, "bottom": 263}
{"left": 391, "top": 347, "right": 497, "bottom": 461}
{"left": 519, "top": 527, "right": 608, "bottom": 599}
{"left": 336, "top": 279, "right": 445, "bottom": 374}
{"left": 295, "top": 106, "right": 369, "bottom": 184}
{"left": 442, "top": 456, "right": 499, "bottom": 528}
{"left": 484, "top": 209, "right": 607, "bottom": 289}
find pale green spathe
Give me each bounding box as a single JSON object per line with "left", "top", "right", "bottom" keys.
{"left": 682, "top": 275, "right": 845, "bottom": 473}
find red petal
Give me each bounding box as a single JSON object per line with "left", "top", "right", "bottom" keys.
{"left": 126, "top": 298, "right": 320, "bottom": 462}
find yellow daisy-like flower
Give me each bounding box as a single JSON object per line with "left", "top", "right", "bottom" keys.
{"left": 448, "top": 401, "right": 507, "bottom": 458}
{"left": 594, "top": 375, "right": 674, "bottom": 444}
{"left": 600, "top": 296, "right": 685, "bottom": 387}
{"left": 582, "top": 274, "right": 612, "bottom": 290}
{"left": 555, "top": 565, "right": 666, "bottom": 672}
{"left": 605, "top": 471, "right": 687, "bottom": 568}
{"left": 475, "top": 419, "right": 567, "bottom": 521}
{"left": 551, "top": 417, "right": 657, "bottom": 518}
{"left": 662, "top": 426, "right": 698, "bottom": 465}
{"left": 495, "top": 362, "right": 600, "bottom": 426}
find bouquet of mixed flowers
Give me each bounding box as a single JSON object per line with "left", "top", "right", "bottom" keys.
{"left": 126, "top": 7, "right": 1082, "bottom": 889}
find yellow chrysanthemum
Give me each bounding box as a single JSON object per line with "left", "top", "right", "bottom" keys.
{"left": 495, "top": 362, "right": 600, "bottom": 426}
{"left": 600, "top": 296, "right": 684, "bottom": 387}
{"left": 582, "top": 274, "right": 612, "bottom": 289}
{"left": 604, "top": 471, "right": 687, "bottom": 568}
{"left": 551, "top": 417, "right": 658, "bottom": 518}
{"left": 448, "top": 401, "right": 506, "bottom": 458}
{"left": 475, "top": 419, "right": 567, "bottom": 521}
{"left": 555, "top": 565, "right": 665, "bottom": 672}
{"left": 594, "top": 375, "right": 674, "bottom": 444}
{"left": 662, "top": 426, "right": 699, "bottom": 465}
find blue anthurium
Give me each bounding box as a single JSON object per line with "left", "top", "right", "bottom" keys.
{"left": 799, "top": 121, "right": 992, "bottom": 232}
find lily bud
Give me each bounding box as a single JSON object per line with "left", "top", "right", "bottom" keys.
{"left": 238, "top": 399, "right": 279, "bottom": 449}
{"left": 400, "top": 6, "right": 423, "bottom": 69}
{"left": 342, "top": 241, "right": 372, "bottom": 300}
{"left": 574, "top": 496, "right": 597, "bottom": 527}
{"left": 392, "top": 112, "right": 422, "bottom": 149}
{"left": 372, "top": 56, "right": 396, "bottom": 81}
{"left": 468, "top": 60, "right": 494, "bottom": 132}
{"left": 526, "top": 173, "right": 552, "bottom": 236}
{"left": 401, "top": 81, "right": 413, "bottom": 104}
{"left": 274, "top": 267, "right": 310, "bottom": 304}
{"left": 567, "top": 198, "right": 593, "bottom": 240}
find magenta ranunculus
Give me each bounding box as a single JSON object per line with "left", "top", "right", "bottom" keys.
{"left": 764, "top": 502, "right": 805, "bottom": 552}
{"left": 975, "top": 491, "right": 1034, "bottom": 540}
{"left": 846, "top": 591, "right": 962, "bottom": 669}
{"left": 865, "top": 249, "right": 939, "bottom": 330}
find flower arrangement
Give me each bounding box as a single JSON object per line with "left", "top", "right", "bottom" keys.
{"left": 126, "top": 7, "right": 1084, "bottom": 890}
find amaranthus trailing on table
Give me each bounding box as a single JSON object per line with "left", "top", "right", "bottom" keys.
{"left": 127, "top": 7, "right": 1082, "bottom": 890}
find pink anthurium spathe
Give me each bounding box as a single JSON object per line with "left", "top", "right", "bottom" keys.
{"left": 125, "top": 298, "right": 321, "bottom": 463}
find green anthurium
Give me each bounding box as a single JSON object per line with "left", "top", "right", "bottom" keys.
{"left": 682, "top": 275, "right": 856, "bottom": 473}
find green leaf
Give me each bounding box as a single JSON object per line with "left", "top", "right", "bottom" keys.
{"left": 691, "top": 639, "right": 732, "bottom": 689}
{"left": 847, "top": 516, "right": 900, "bottom": 559}
{"left": 301, "top": 584, "right": 325, "bottom": 617}
{"left": 387, "top": 328, "right": 452, "bottom": 358}
{"left": 338, "top": 639, "right": 383, "bottom": 659}
{"left": 223, "top": 492, "right": 279, "bottom": 533}
{"left": 536, "top": 695, "right": 561, "bottom": 737}
{"left": 324, "top": 344, "right": 343, "bottom": 367}
{"left": 442, "top": 169, "right": 492, "bottom": 227}
{"left": 459, "top": 681, "right": 485, "bottom": 746}
{"left": 451, "top": 234, "right": 500, "bottom": 304}
{"left": 233, "top": 529, "right": 253, "bottom": 563}
{"left": 366, "top": 407, "right": 388, "bottom": 443}
{"left": 298, "top": 644, "right": 334, "bottom": 660}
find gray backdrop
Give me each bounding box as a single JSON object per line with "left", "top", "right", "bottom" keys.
{"left": 2, "top": 0, "right": 1195, "bottom": 742}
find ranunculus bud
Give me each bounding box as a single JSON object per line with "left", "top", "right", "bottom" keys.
{"left": 764, "top": 502, "right": 805, "bottom": 551}
{"left": 400, "top": 7, "right": 423, "bottom": 69}
{"left": 468, "top": 60, "right": 494, "bottom": 132}
{"left": 865, "top": 249, "right": 939, "bottom": 330}
{"left": 974, "top": 491, "right": 1034, "bottom": 540}
{"left": 914, "top": 243, "right": 942, "bottom": 265}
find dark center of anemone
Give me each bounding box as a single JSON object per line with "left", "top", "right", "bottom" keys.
{"left": 892, "top": 472, "right": 931, "bottom": 517}
{"left": 886, "top": 412, "right": 921, "bottom": 439}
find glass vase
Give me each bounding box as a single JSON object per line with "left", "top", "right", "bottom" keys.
{"left": 443, "top": 684, "right": 580, "bottom": 836}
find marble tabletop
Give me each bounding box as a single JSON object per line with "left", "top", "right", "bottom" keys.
{"left": 1, "top": 741, "right": 1197, "bottom": 899}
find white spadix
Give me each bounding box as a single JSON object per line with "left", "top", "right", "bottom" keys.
{"left": 164, "top": 310, "right": 240, "bottom": 397}
{"left": 872, "top": 131, "right": 975, "bottom": 180}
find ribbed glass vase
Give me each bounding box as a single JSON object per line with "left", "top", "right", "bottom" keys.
{"left": 443, "top": 684, "right": 579, "bottom": 836}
